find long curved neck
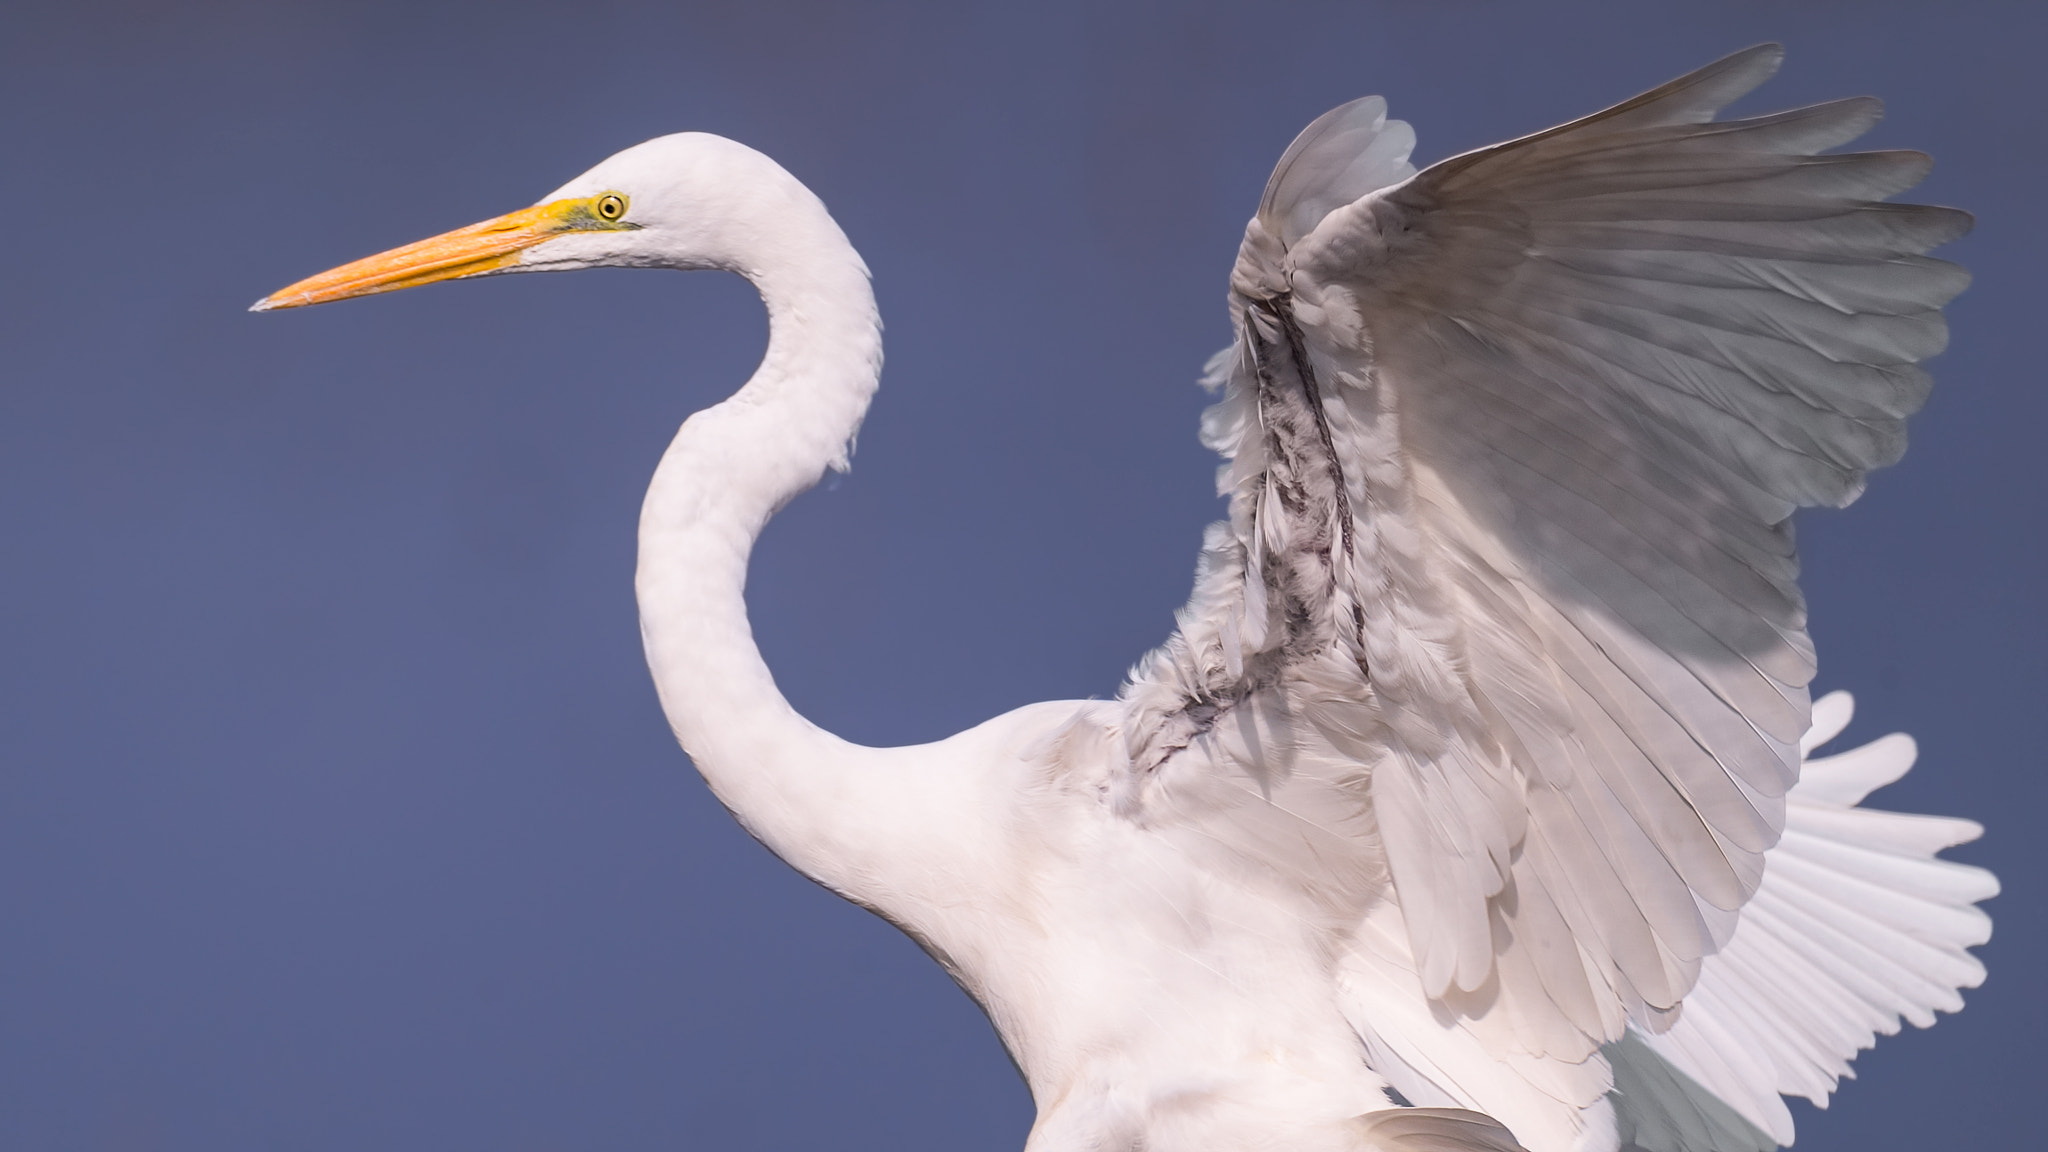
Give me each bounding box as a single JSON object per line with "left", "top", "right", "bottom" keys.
{"left": 635, "top": 196, "right": 883, "bottom": 873}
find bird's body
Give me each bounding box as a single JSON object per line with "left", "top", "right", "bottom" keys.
{"left": 259, "top": 45, "right": 1995, "bottom": 1152}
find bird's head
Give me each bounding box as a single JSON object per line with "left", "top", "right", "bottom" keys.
{"left": 253, "top": 133, "right": 808, "bottom": 311}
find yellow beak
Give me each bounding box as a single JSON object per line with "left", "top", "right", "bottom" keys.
{"left": 251, "top": 193, "right": 632, "bottom": 312}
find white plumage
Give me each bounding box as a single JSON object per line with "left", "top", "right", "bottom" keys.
{"left": 257, "top": 44, "right": 1992, "bottom": 1152}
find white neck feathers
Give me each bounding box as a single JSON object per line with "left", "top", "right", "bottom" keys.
{"left": 633, "top": 176, "right": 883, "bottom": 872}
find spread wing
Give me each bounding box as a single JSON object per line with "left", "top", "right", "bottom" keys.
{"left": 1116, "top": 45, "right": 1970, "bottom": 1060}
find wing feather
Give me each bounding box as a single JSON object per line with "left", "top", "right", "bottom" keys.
{"left": 1119, "top": 44, "right": 1971, "bottom": 1066}
{"left": 1632, "top": 695, "right": 1996, "bottom": 1146}
{"left": 1332, "top": 696, "right": 1993, "bottom": 1152}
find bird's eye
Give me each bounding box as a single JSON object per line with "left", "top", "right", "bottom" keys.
{"left": 596, "top": 194, "right": 627, "bottom": 221}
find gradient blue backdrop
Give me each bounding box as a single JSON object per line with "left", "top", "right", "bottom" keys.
{"left": 0, "top": 2, "right": 2036, "bottom": 1149}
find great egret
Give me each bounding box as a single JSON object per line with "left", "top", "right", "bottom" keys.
{"left": 257, "top": 45, "right": 1994, "bottom": 1152}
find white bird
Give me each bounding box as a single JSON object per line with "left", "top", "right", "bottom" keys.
{"left": 257, "top": 45, "right": 1994, "bottom": 1152}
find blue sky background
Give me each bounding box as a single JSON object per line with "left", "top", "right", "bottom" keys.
{"left": 0, "top": 2, "right": 2038, "bottom": 1149}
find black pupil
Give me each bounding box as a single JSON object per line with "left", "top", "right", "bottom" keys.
{"left": 601, "top": 198, "right": 619, "bottom": 218}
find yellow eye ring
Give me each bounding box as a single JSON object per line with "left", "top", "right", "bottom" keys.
{"left": 595, "top": 193, "right": 627, "bottom": 221}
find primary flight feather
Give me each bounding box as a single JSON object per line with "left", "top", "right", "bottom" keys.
{"left": 257, "top": 44, "right": 1993, "bottom": 1152}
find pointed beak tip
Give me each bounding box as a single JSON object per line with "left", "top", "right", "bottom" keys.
{"left": 248, "top": 297, "right": 275, "bottom": 313}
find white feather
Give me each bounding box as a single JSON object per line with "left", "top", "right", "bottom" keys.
{"left": 1121, "top": 44, "right": 1973, "bottom": 1070}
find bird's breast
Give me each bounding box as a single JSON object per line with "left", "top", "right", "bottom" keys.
{"left": 946, "top": 780, "right": 1391, "bottom": 1151}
